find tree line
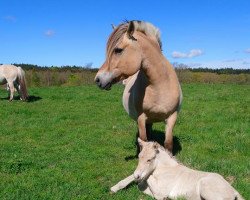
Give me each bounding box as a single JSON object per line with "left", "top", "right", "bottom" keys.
{"left": 1, "top": 63, "right": 249, "bottom": 87}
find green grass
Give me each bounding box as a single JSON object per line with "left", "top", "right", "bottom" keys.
{"left": 0, "top": 84, "right": 249, "bottom": 199}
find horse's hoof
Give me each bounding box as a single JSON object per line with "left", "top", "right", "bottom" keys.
{"left": 164, "top": 142, "right": 173, "bottom": 153}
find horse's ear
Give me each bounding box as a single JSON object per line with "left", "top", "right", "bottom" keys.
{"left": 111, "top": 24, "right": 117, "bottom": 30}
{"left": 126, "top": 21, "right": 137, "bottom": 41}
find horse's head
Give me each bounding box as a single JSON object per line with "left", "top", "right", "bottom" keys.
{"left": 133, "top": 138, "right": 160, "bottom": 181}
{"left": 95, "top": 20, "right": 161, "bottom": 90}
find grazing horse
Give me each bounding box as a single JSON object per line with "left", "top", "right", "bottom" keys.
{"left": 95, "top": 20, "right": 182, "bottom": 151}
{"left": 0, "top": 64, "right": 28, "bottom": 101}
{"left": 111, "top": 139, "right": 244, "bottom": 200}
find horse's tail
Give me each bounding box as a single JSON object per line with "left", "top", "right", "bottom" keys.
{"left": 17, "top": 67, "right": 29, "bottom": 101}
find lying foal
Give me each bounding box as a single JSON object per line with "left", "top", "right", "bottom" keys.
{"left": 111, "top": 138, "right": 244, "bottom": 200}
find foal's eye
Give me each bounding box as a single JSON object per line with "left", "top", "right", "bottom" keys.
{"left": 147, "top": 159, "right": 151, "bottom": 163}
{"left": 114, "top": 48, "right": 123, "bottom": 54}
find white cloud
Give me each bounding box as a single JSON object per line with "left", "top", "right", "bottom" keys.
{"left": 185, "top": 58, "right": 250, "bottom": 69}
{"left": 245, "top": 48, "right": 250, "bottom": 53}
{"left": 188, "top": 63, "right": 202, "bottom": 67}
{"left": 172, "top": 49, "right": 204, "bottom": 58}
{"left": 242, "top": 61, "right": 250, "bottom": 65}
{"left": 223, "top": 59, "right": 242, "bottom": 63}
{"left": 44, "top": 30, "right": 55, "bottom": 37}
{"left": 3, "top": 15, "right": 16, "bottom": 22}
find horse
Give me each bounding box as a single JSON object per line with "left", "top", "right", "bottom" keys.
{"left": 111, "top": 138, "right": 244, "bottom": 200}
{"left": 0, "top": 64, "right": 29, "bottom": 101}
{"left": 95, "top": 20, "right": 182, "bottom": 152}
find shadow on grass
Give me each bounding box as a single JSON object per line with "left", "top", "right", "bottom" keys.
{"left": 27, "top": 95, "right": 42, "bottom": 102}
{"left": 125, "top": 129, "right": 182, "bottom": 161}
{"left": 0, "top": 95, "right": 42, "bottom": 102}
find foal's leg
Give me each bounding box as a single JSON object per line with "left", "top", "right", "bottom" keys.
{"left": 199, "top": 176, "right": 240, "bottom": 200}
{"left": 8, "top": 82, "right": 15, "bottom": 101}
{"left": 164, "top": 111, "right": 178, "bottom": 152}
{"left": 110, "top": 174, "right": 135, "bottom": 193}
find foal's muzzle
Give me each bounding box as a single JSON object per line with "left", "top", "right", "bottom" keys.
{"left": 133, "top": 171, "right": 142, "bottom": 182}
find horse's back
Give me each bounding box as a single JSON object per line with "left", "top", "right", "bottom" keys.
{"left": 0, "top": 65, "right": 18, "bottom": 79}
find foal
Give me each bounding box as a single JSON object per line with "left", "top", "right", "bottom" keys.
{"left": 111, "top": 139, "right": 244, "bottom": 200}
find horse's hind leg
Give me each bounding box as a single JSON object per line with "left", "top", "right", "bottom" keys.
{"left": 164, "top": 111, "right": 178, "bottom": 152}
{"left": 14, "top": 83, "right": 22, "bottom": 100}
{"left": 8, "top": 82, "right": 15, "bottom": 101}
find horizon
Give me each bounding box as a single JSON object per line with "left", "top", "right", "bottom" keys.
{"left": 0, "top": 0, "right": 250, "bottom": 69}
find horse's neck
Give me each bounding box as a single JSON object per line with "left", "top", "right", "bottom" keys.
{"left": 155, "top": 149, "right": 178, "bottom": 168}
{"left": 141, "top": 51, "right": 177, "bottom": 87}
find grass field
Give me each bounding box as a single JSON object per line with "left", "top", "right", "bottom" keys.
{"left": 0, "top": 84, "right": 249, "bottom": 199}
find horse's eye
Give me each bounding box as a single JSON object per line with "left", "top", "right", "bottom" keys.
{"left": 147, "top": 159, "right": 151, "bottom": 163}
{"left": 114, "top": 48, "right": 123, "bottom": 54}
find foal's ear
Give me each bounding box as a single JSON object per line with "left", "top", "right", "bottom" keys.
{"left": 153, "top": 142, "right": 160, "bottom": 154}
{"left": 138, "top": 138, "right": 145, "bottom": 146}
{"left": 127, "top": 21, "right": 137, "bottom": 41}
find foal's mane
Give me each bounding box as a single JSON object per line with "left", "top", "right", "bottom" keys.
{"left": 154, "top": 142, "right": 180, "bottom": 164}
{"left": 106, "top": 20, "right": 162, "bottom": 59}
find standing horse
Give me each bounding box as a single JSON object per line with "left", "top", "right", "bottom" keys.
{"left": 95, "top": 21, "right": 182, "bottom": 152}
{"left": 111, "top": 139, "right": 244, "bottom": 200}
{"left": 0, "top": 64, "right": 29, "bottom": 101}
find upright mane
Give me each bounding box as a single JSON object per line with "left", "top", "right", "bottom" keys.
{"left": 153, "top": 141, "right": 180, "bottom": 164}
{"left": 106, "top": 20, "right": 162, "bottom": 59}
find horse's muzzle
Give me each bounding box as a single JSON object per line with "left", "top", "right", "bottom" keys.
{"left": 95, "top": 73, "right": 113, "bottom": 90}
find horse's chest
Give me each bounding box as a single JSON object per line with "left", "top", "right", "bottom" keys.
{"left": 122, "top": 82, "right": 142, "bottom": 121}
{"left": 122, "top": 71, "right": 179, "bottom": 122}
{"left": 122, "top": 71, "right": 148, "bottom": 120}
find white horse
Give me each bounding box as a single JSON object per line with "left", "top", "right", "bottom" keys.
{"left": 0, "top": 64, "right": 28, "bottom": 101}
{"left": 111, "top": 138, "right": 244, "bottom": 200}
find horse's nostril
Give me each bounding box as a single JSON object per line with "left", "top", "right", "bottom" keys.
{"left": 95, "top": 77, "right": 100, "bottom": 84}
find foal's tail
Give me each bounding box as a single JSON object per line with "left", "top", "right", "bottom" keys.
{"left": 17, "top": 67, "right": 29, "bottom": 101}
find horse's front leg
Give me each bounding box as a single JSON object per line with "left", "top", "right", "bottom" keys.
{"left": 137, "top": 113, "right": 147, "bottom": 141}
{"left": 8, "top": 82, "right": 15, "bottom": 101}
{"left": 164, "top": 111, "right": 178, "bottom": 152}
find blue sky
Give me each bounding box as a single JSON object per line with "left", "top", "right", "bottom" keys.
{"left": 0, "top": 0, "right": 250, "bottom": 69}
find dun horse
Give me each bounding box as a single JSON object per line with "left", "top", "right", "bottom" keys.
{"left": 95, "top": 20, "right": 182, "bottom": 152}
{"left": 0, "top": 64, "right": 28, "bottom": 101}
{"left": 111, "top": 138, "right": 244, "bottom": 200}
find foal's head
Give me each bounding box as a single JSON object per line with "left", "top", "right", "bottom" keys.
{"left": 95, "top": 20, "right": 161, "bottom": 90}
{"left": 134, "top": 138, "right": 161, "bottom": 181}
